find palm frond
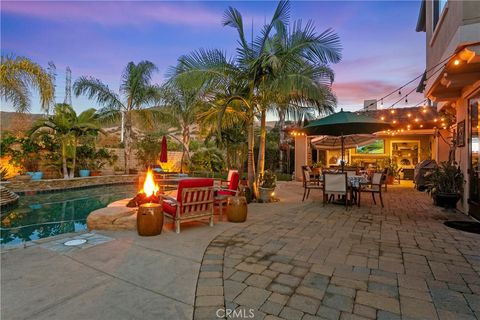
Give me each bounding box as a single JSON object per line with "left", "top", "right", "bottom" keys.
{"left": 73, "top": 76, "right": 125, "bottom": 111}
{"left": 0, "top": 55, "right": 54, "bottom": 112}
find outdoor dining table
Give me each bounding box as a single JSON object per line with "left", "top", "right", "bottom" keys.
{"left": 318, "top": 175, "right": 369, "bottom": 206}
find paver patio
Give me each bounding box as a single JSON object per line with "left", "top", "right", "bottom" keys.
{"left": 1, "top": 181, "right": 479, "bottom": 320}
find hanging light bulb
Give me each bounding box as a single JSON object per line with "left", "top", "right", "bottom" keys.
{"left": 380, "top": 99, "right": 384, "bottom": 108}
{"left": 398, "top": 89, "right": 402, "bottom": 95}
{"left": 405, "top": 97, "right": 408, "bottom": 104}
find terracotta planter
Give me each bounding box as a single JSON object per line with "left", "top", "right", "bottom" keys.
{"left": 90, "top": 170, "right": 102, "bottom": 176}
{"left": 387, "top": 175, "right": 395, "bottom": 185}
{"left": 226, "top": 196, "right": 248, "bottom": 222}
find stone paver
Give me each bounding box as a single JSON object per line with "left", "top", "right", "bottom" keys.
{"left": 4, "top": 181, "right": 479, "bottom": 320}
{"left": 195, "top": 182, "right": 479, "bottom": 320}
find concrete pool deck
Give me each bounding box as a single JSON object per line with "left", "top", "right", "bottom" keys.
{"left": 1, "top": 181, "right": 479, "bottom": 320}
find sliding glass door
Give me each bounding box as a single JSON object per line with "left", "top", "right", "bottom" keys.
{"left": 469, "top": 98, "right": 480, "bottom": 218}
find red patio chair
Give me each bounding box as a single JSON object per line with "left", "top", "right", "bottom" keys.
{"left": 162, "top": 178, "right": 215, "bottom": 233}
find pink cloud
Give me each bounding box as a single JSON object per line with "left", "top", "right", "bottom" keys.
{"left": 332, "top": 80, "right": 425, "bottom": 108}
{"left": 1, "top": 1, "right": 222, "bottom": 27}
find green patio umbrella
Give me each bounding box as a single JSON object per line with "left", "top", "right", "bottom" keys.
{"left": 303, "top": 109, "right": 393, "bottom": 171}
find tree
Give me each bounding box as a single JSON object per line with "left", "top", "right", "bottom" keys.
{"left": 28, "top": 104, "right": 102, "bottom": 179}
{"left": 155, "top": 78, "right": 206, "bottom": 170}
{"left": 73, "top": 61, "right": 160, "bottom": 173}
{"left": 171, "top": 0, "right": 342, "bottom": 196}
{"left": 0, "top": 55, "right": 54, "bottom": 113}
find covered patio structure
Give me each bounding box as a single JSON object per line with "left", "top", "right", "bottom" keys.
{"left": 293, "top": 106, "right": 449, "bottom": 182}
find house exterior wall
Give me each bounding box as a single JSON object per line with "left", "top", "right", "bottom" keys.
{"left": 424, "top": 0, "right": 480, "bottom": 94}
{"left": 418, "top": 0, "right": 480, "bottom": 215}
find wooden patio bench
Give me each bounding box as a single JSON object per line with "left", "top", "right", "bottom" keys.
{"left": 161, "top": 178, "right": 215, "bottom": 233}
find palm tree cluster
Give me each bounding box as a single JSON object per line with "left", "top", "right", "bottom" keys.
{"left": 28, "top": 104, "right": 103, "bottom": 178}
{"left": 170, "top": 0, "right": 341, "bottom": 193}
{"left": 1, "top": 1, "right": 342, "bottom": 191}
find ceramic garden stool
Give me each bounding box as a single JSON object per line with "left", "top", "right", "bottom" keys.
{"left": 226, "top": 196, "right": 248, "bottom": 222}
{"left": 137, "top": 203, "right": 163, "bottom": 236}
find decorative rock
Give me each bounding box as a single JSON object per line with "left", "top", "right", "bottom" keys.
{"left": 86, "top": 206, "right": 137, "bottom": 231}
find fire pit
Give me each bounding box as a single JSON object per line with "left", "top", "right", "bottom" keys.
{"left": 87, "top": 169, "right": 167, "bottom": 232}
{"left": 127, "top": 169, "right": 162, "bottom": 207}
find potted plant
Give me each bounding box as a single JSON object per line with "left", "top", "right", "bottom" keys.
{"left": 9, "top": 137, "right": 43, "bottom": 180}
{"left": 24, "top": 156, "right": 43, "bottom": 180}
{"left": 90, "top": 148, "right": 117, "bottom": 176}
{"left": 426, "top": 161, "right": 464, "bottom": 208}
{"left": 258, "top": 170, "right": 277, "bottom": 202}
{"left": 383, "top": 157, "right": 398, "bottom": 184}
{"left": 76, "top": 145, "right": 93, "bottom": 177}
{"left": 311, "top": 161, "right": 323, "bottom": 175}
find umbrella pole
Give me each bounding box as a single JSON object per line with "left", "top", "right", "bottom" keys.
{"left": 341, "top": 135, "right": 345, "bottom": 172}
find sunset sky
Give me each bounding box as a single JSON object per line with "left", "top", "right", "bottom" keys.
{"left": 1, "top": 0, "right": 426, "bottom": 114}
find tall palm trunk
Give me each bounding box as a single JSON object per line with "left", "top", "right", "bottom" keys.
{"left": 257, "top": 108, "right": 267, "bottom": 176}
{"left": 181, "top": 126, "right": 190, "bottom": 172}
{"left": 69, "top": 137, "right": 78, "bottom": 179}
{"left": 278, "top": 109, "right": 286, "bottom": 172}
{"left": 123, "top": 112, "right": 132, "bottom": 174}
{"left": 61, "top": 139, "right": 68, "bottom": 179}
{"left": 247, "top": 112, "right": 257, "bottom": 197}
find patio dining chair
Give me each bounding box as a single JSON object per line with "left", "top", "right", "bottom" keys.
{"left": 358, "top": 172, "right": 384, "bottom": 208}
{"left": 322, "top": 172, "right": 349, "bottom": 209}
{"left": 302, "top": 166, "right": 323, "bottom": 201}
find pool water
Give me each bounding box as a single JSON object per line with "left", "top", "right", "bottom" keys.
{"left": 1, "top": 184, "right": 137, "bottom": 246}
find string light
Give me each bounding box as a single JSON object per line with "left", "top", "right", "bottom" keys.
{"left": 362, "top": 53, "right": 455, "bottom": 111}
{"left": 407, "top": 113, "right": 412, "bottom": 117}
{"left": 380, "top": 116, "right": 385, "bottom": 121}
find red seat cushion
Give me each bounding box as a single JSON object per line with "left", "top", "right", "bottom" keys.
{"left": 176, "top": 178, "right": 214, "bottom": 201}
{"left": 162, "top": 200, "right": 177, "bottom": 216}
{"left": 217, "top": 189, "right": 236, "bottom": 196}
{"left": 228, "top": 172, "right": 240, "bottom": 191}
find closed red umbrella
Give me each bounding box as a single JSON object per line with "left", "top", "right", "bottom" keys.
{"left": 160, "top": 136, "right": 168, "bottom": 163}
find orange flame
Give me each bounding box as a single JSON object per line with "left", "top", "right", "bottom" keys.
{"left": 141, "top": 168, "right": 159, "bottom": 197}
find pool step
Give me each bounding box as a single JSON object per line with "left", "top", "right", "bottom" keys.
{"left": 0, "top": 186, "right": 19, "bottom": 208}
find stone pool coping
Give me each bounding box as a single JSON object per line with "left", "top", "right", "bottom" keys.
{"left": 1, "top": 174, "right": 138, "bottom": 194}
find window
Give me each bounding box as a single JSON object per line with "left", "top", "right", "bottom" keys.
{"left": 432, "top": 0, "right": 447, "bottom": 31}
{"left": 356, "top": 140, "right": 384, "bottom": 154}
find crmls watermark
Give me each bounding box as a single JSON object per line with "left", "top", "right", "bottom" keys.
{"left": 216, "top": 308, "right": 255, "bottom": 319}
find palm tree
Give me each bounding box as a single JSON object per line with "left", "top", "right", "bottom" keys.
{"left": 155, "top": 77, "right": 207, "bottom": 170}
{"left": 73, "top": 61, "right": 160, "bottom": 173}
{"left": 0, "top": 55, "right": 54, "bottom": 113}
{"left": 29, "top": 104, "right": 102, "bottom": 179}
{"left": 172, "top": 0, "right": 342, "bottom": 195}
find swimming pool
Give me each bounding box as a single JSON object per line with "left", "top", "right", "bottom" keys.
{"left": 1, "top": 184, "right": 137, "bottom": 246}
